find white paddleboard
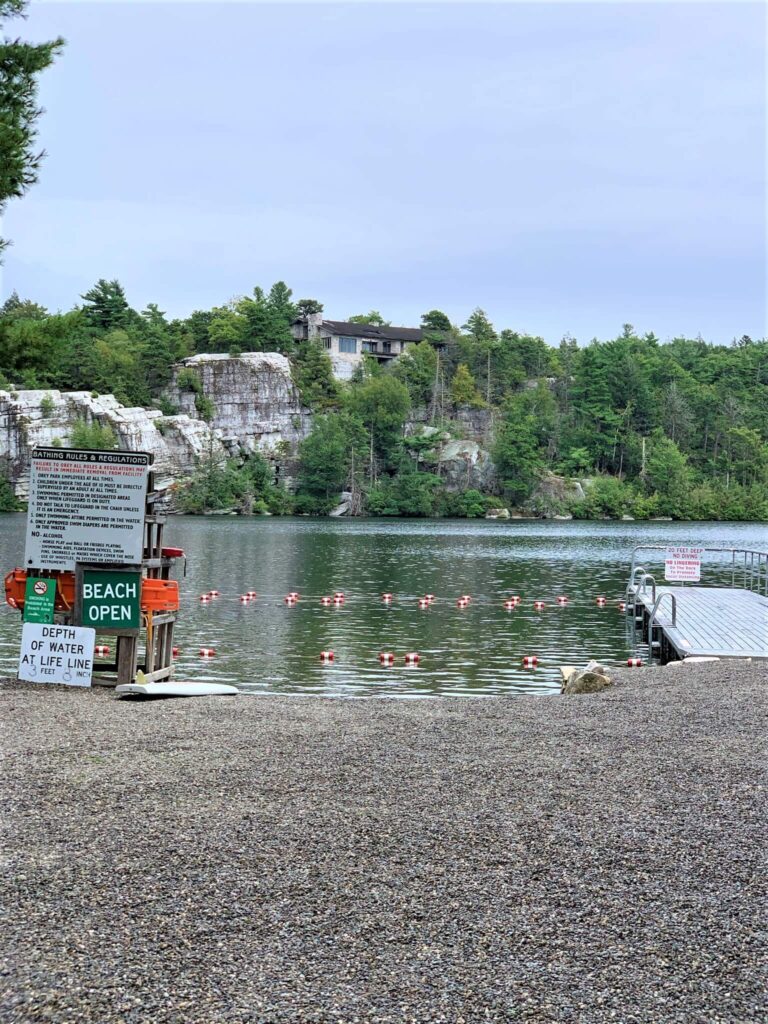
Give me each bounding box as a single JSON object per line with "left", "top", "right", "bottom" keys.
{"left": 116, "top": 681, "right": 239, "bottom": 698}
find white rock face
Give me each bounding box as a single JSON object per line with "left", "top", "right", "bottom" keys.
{"left": 164, "top": 353, "right": 311, "bottom": 453}
{"left": 0, "top": 388, "right": 225, "bottom": 498}
{"left": 0, "top": 353, "right": 311, "bottom": 498}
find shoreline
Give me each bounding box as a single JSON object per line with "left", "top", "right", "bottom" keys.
{"left": 2, "top": 662, "right": 766, "bottom": 1022}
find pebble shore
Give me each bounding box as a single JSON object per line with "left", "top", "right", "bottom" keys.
{"left": 2, "top": 662, "right": 766, "bottom": 1024}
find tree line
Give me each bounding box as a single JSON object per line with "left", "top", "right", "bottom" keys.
{"left": 0, "top": 278, "right": 766, "bottom": 520}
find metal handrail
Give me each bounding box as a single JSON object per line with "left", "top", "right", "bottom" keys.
{"left": 625, "top": 565, "right": 647, "bottom": 601}
{"left": 638, "top": 572, "right": 657, "bottom": 602}
{"left": 649, "top": 591, "right": 677, "bottom": 628}
{"left": 629, "top": 546, "right": 768, "bottom": 596}
{"left": 647, "top": 592, "right": 678, "bottom": 662}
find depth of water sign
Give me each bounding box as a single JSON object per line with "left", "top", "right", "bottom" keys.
{"left": 25, "top": 448, "right": 150, "bottom": 570}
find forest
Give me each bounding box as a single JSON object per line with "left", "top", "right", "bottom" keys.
{"left": 1, "top": 278, "right": 767, "bottom": 521}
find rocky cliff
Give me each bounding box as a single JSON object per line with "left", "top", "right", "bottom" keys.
{"left": 0, "top": 353, "right": 309, "bottom": 498}
{"left": 165, "top": 353, "right": 311, "bottom": 453}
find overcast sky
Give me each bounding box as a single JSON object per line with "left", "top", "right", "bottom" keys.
{"left": 1, "top": 1, "right": 765, "bottom": 344}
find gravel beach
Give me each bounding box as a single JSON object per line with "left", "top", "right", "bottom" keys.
{"left": 1, "top": 662, "right": 766, "bottom": 1024}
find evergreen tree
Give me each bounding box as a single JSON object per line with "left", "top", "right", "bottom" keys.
{"left": 0, "top": 1, "right": 64, "bottom": 257}
{"left": 450, "top": 364, "right": 484, "bottom": 407}
{"left": 80, "top": 279, "right": 138, "bottom": 331}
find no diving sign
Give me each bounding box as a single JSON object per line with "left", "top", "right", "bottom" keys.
{"left": 665, "top": 546, "right": 703, "bottom": 582}
{"left": 18, "top": 623, "right": 96, "bottom": 687}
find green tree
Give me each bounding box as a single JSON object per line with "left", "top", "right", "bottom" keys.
{"left": 421, "top": 309, "right": 451, "bottom": 332}
{"left": 70, "top": 419, "right": 117, "bottom": 450}
{"left": 348, "top": 310, "right": 389, "bottom": 326}
{"left": 295, "top": 298, "right": 324, "bottom": 318}
{"left": 292, "top": 342, "right": 339, "bottom": 410}
{"left": 392, "top": 341, "right": 437, "bottom": 406}
{"left": 643, "top": 430, "right": 692, "bottom": 516}
{"left": 0, "top": 1, "right": 64, "bottom": 257}
{"left": 348, "top": 374, "right": 411, "bottom": 468}
{"left": 450, "top": 363, "right": 484, "bottom": 407}
{"left": 493, "top": 399, "right": 544, "bottom": 502}
{"left": 80, "top": 279, "right": 139, "bottom": 332}
{"left": 0, "top": 290, "right": 46, "bottom": 320}
{"left": 462, "top": 308, "right": 497, "bottom": 344}
{"left": 298, "top": 413, "right": 367, "bottom": 499}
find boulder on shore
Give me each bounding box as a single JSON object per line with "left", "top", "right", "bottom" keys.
{"left": 563, "top": 660, "right": 613, "bottom": 695}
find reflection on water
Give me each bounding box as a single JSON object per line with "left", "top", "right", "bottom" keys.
{"left": 0, "top": 515, "right": 764, "bottom": 697}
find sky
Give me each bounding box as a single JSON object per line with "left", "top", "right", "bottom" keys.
{"left": 1, "top": 0, "right": 765, "bottom": 344}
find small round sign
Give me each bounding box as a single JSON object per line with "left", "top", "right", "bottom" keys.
{"left": 33, "top": 580, "right": 48, "bottom": 595}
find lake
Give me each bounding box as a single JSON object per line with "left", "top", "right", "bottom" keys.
{"left": 0, "top": 515, "right": 765, "bottom": 697}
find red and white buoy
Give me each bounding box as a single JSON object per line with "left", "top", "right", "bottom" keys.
{"left": 556, "top": 595, "right": 569, "bottom": 605}
{"left": 199, "top": 594, "right": 211, "bottom": 603}
{"left": 333, "top": 597, "right": 344, "bottom": 607}
{"left": 208, "top": 590, "right": 220, "bottom": 598}
{"left": 288, "top": 591, "right": 300, "bottom": 601}
{"left": 320, "top": 596, "right": 332, "bottom": 606}
{"left": 522, "top": 655, "right": 538, "bottom": 668}
{"left": 284, "top": 595, "right": 297, "bottom": 606}
{"left": 596, "top": 596, "right": 607, "bottom": 607}
{"left": 239, "top": 595, "right": 250, "bottom": 604}
{"left": 509, "top": 595, "right": 521, "bottom": 605}
{"left": 533, "top": 600, "right": 546, "bottom": 611}
{"left": 424, "top": 594, "right": 435, "bottom": 603}
{"left": 172, "top": 647, "right": 180, "bottom": 657}
{"left": 379, "top": 651, "right": 395, "bottom": 665}
{"left": 618, "top": 601, "right": 626, "bottom": 612}
{"left": 381, "top": 592, "right": 393, "bottom": 603}
{"left": 199, "top": 647, "right": 216, "bottom": 657}
{"left": 404, "top": 652, "right": 420, "bottom": 665}
{"left": 457, "top": 597, "right": 469, "bottom": 608}
{"left": 461, "top": 594, "right": 472, "bottom": 603}
{"left": 333, "top": 592, "right": 345, "bottom": 601}
{"left": 320, "top": 650, "right": 335, "bottom": 663}
{"left": 246, "top": 591, "right": 257, "bottom": 599}
{"left": 418, "top": 598, "right": 430, "bottom": 609}
{"left": 627, "top": 657, "right": 643, "bottom": 667}
{"left": 503, "top": 599, "right": 516, "bottom": 611}
{"left": 94, "top": 644, "right": 110, "bottom": 657}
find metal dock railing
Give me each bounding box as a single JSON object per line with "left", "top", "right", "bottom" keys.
{"left": 625, "top": 546, "right": 768, "bottom": 664}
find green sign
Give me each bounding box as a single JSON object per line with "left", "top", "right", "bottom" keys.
{"left": 23, "top": 577, "right": 56, "bottom": 624}
{"left": 81, "top": 570, "right": 141, "bottom": 630}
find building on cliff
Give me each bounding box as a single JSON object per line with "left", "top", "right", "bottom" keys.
{"left": 291, "top": 312, "right": 423, "bottom": 380}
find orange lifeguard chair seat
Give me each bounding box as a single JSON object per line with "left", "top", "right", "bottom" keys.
{"left": 4, "top": 570, "right": 179, "bottom": 614}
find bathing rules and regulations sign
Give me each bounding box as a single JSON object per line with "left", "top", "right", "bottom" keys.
{"left": 664, "top": 546, "right": 703, "bottom": 582}
{"left": 18, "top": 623, "right": 95, "bottom": 687}
{"left": 24, "top": 448, "right": 150, "bottom": 571}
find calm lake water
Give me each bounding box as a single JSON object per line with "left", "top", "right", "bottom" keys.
{"left": 0, "top": 515, "right": 765, "bottom": 697}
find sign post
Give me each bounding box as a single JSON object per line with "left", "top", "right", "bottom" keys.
{"left": 22, "top": 577, "right": 56, "bottom": 624}
{"left": 13, "top": 445, "right": 180, "bottom": 688}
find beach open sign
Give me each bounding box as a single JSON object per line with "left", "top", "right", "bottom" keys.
{"left": 81, "top": 569, "right": 142, "bottom": 630}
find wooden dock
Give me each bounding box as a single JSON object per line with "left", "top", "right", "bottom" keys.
{"left": 630, "top": 585, "right": 768, "bottom": 662}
